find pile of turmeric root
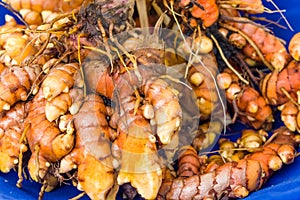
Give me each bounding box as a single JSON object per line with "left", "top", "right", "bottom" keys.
{"left": 0, "top": 0, "right": 300, "bottom": 199}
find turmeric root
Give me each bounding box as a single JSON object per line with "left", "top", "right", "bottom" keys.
{"left": 0, "top": 102, "right": 27, "bottom": 173}
{"left": 218, "top": 129, "right": 267, "bottom": 162}
{"left": 3, "top": 0, "right": 86, "bottom": 13}
{"left": 260, "top": 38, "right": 300, "bottom": 131}
{"left": 157, "top": 126, "right": 298, "bottom": 200}
{"left": 278, "top": 101, "right": 300, "bottom": 132}
{"left": 218, "top": 138, "right": 237, "bottom": 160}
{"left": 86, "top": 46, "right": 182, "bottom": 146}
{"left": 143, "top": 78, "right": 182, "bottom": 145}
{"left": 289, "top": 32, "right": 300, "bottom": 61}
{"left": 175, "top": 0, "right": 219, "bottom": 28}
{"left": 191, "top": 120, "right": 223, "bottom": 151}
{"left": 112, "top": 96, "right": 162, "bottom": 200}
{"left": 41, "top": 62, "right": 84, "bottom": 122}
{"left": 187, "top": 52, "right": 220, "bottom": 120}
{"left": 42, "top": 62, "right": 80, "bottom": 101}
{"left": 260, "top": 60, "right": 300, "bottom": 106}
{"left": 0, "top": 65, "right": 41, "bottom": 113}
{"left": 84, "top": 48, "right": 166, "bottom": 99}
{"left": 24, "top": 89, "right": 74, "bottom": 187}
{"left": 204, "top": 155, "right": 225, "bottom": 173}
{"left": 237, "top": 129, "right": 267, "bottom": 150}
{"left": 59, "top": 94, "right": 115, "bottom": 200}
{"left": 101, "top": 62, "right": 171, "bottom": 199}
{"left": 176, "top": 146, "right": 207, "bottom": 177}
{"left": 3, "top": 0, "right": 87, "bottom": 25}
{"left": 217, "top": 68, "right": 273, "bottom": 130}
{"left": 0, "top": 16, "right": 37, "bottom": 65}
{"left": 45, "top": 87, "right": 84, "bottom": 122}
{"left": 105, "top": 73, "right": 181, "bottom": 199}
{"left": 224, "top": 20, "right": 291, "bottom": 71}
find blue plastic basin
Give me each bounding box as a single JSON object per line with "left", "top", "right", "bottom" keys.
{"left": 0, "top": 0, "right": 299, "bottom": 199}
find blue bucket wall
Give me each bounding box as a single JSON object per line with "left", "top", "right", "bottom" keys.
{"left": 0, "top": 0, "right": 299, "bottom": 199}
